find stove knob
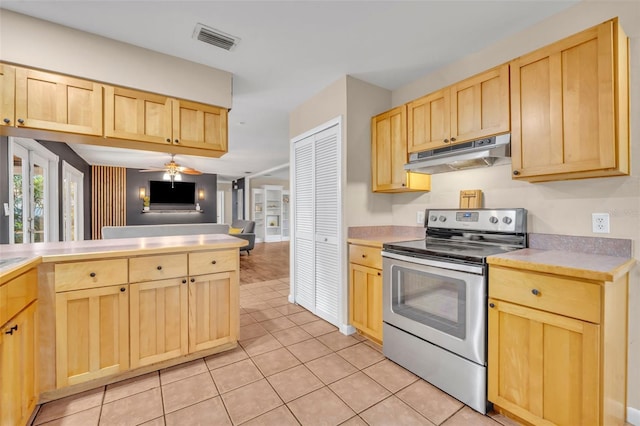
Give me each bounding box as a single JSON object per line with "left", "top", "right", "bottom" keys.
{"left": 429, "top": 215, "right": 438, "bottom": 222}
{"left": 502, "top": 217, "right": 513, "bottom": 225}
{"left": 439, "top": 215, "right": 447, "bottom": 222}
{"left": 489, "top": 216, "right": 499, "bottom": 224}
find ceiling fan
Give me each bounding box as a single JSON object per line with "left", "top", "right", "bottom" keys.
{"left": 140, "top": 154, "right": 202, "bottom": 186}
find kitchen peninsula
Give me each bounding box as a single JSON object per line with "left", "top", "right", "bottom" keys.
{"left": 0, "top": 234, "right": 247, "bottom": 425}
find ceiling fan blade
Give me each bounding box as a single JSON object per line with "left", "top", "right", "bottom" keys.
{"left": 182, "top": 169, "right": 202, "bottom": 175}
{"left": 139, "top": 168, "right": 164, "bottom": 172}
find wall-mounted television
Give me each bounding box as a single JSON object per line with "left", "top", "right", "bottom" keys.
{"left": 149, "top": 181, "right": 196, "bottom": 204}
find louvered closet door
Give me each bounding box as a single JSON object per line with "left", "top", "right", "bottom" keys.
{"left": 293, "top": 136, "right": 315, "bottom": 312}
{"left": 314, "top": 125, "right": 340, "bottom": 325}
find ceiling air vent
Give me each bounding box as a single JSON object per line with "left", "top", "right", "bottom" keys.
{"left": 193, "top": 23, "right": 240, "bottom": 51}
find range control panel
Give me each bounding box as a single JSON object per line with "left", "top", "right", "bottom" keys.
{"left": 426, "top": 208, "right": 527, "bottom": 233}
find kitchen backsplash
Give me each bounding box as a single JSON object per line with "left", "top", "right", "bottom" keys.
{"left": 529, "top": 233, "right": 632, "bottom": 258}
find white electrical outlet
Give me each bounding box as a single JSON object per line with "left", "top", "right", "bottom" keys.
{"left": 416, "top": 211, "right": 425, "bottom": 224}
{"left": 592, "top": 213, "right": 610, "bottom": 233}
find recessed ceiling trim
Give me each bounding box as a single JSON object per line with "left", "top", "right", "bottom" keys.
{"left": 193, "top": 23, "right": 240, "bottom": 51}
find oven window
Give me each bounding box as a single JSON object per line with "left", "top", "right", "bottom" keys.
{"left": 391, "top": 266, "right": 466, "bottom": 339}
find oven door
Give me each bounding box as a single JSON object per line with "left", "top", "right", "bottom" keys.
{"left": 382, "top": 251, "right": 486, "bottom": 365}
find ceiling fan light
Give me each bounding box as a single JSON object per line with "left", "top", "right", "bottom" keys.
{"left": 163, "top": 173, "right": 170, "bottom": 181}
{"left": 174, "top": 173, "right": 182, "bottom": 181}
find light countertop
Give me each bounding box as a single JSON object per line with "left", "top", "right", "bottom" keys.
{"left": 487, "top": 248, "right": 635, "bottom": 282}
{"left": 347, "top": 225, "right": 424, "bottom": 248}
{"left": 0, "top": 234, "right": 247, "bottom": 284}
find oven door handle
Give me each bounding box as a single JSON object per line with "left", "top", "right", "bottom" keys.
{"left": 382, "top": 251, "right": 485, "bottom": 275}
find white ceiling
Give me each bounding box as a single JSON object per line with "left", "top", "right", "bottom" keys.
{"left": 1, "top": 1, "right": 578, "bottom": 182}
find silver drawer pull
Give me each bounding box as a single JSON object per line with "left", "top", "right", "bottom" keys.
{"left": 531, "top": 289, "right": 540, "bottom": 296}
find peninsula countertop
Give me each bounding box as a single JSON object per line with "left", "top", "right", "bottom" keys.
{"left": 0, "top": 234, "right": 248, "bottom": 283}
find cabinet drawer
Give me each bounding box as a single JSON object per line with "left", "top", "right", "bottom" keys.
{"left": 0, "top": 268, "right": 37, "bottom": 325}
{"left": 189, "top": 250, "right": 237, "bottom": 276}
{"left": 129, "top": 253, "right": 187, "bottom": 283}
{"left": 489, "top": 266, "right": 601, "bottom": 323}
{"left": 55, "top": 259, "right": 128, "bottom": 292}
{"left": 349, "top": 245, "right": 382, "bottom": 269}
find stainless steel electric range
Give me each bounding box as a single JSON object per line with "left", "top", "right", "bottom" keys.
{"left": 382, "top": 208, "right": 527, "bottom": 414}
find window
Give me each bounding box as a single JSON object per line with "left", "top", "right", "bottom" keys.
{"left": 8, "top": 137, "right": 59, "bottom": 243}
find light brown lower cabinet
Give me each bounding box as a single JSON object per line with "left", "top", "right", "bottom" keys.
{"left": 188, "top": 271, "right": 237, "bottom": 353}
{"left": 488, "top": 265, "right": 628, "bottom": 426}
{"left": 129, "top": 278, "right": 188, "bottom": 369}
{"left": 1, "top": 302, "right": 38, "bottom": 426}
{"left": 488, "top": 299, "right": 599, "bottom": 425}
{"left": 349, "top": 263, "right": 383, "bottom": 343}
{"left": 348, "top": 242, "right": 383, "bottom": 344}
{"left": 55, "top": 286, "right": 129, "bottom": 388}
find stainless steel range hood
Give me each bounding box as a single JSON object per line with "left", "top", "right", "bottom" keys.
{"left": 405, "top": 134, "right": 511, "bottom": 174}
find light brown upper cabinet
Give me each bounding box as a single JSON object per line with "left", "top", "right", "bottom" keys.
{"left": 104, "top": 86, "right": 173, "bottom": 145}
{"left": 510, "top": 18, "right": 629, "bottom": 182}
{"left": 104, "top": 86, "right": 229, "bottom": 155}
{"left": 14, "top": 67, "right": 103, "bottom": 136}
{"left": 0, "top": 64, "right": 15, "bottom": 128}
{"left": 173, "top": 100, "right": 228, "bottom": 152}
{"left": 408, "top": 64, "right": 510, "bottom": 153}
{"left": 371, "top": 105, "right": 431, "bottom": 193}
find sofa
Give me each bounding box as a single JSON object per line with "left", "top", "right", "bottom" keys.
{"left": 101, "top": 223, "right": 230, "bottom": 239}
{"left": 231, "top": 220, "right": 256, "bottom": 255}
{"left": 101, "top": 221, "right": 257, "bottom": 255}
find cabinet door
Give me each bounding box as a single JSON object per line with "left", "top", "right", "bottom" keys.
{"left": 349, "top": 263, "right": 382, "bottom": 343}
{"left": 488, "top": 299, "right": 599, "bottom": 426}
{"left": 0, "top": 302, "right": 37, "bottom": 426}
{"left": 104, "top": 85, "right": 172, "bottom": 144}
{"left": 14, "top": 67, "right": 103, "bottom": 135}
{"left": 0, "top": 64, "right": 15, "bottom": 127}
{"left": 56, "top": 286, "right": 129, "bottom": 388}
{"left": 371, "top": 105, "right": 407, "bottom": 192}
{"left": 450, "top": 64, "right": 510, "bottom": 144}
{"left": 510, "top": 20, "right": 624, "bottom": 180}
{"left": 172, "top": 100, "right": 228, "bottom": 153}
{"left": 188, "top": 271, "right": 238, "bottom": 353}
{"left": 407, "top": 88, "right": 450, "bottom": 152}
{"left": 129, "top": 278, "right": 188, "bottom": 368}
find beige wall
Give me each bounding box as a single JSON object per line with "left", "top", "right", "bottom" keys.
{"left": 289, "top": 76, "right": 348, "bottom": 140}
{"left": 390, "top": 1, "right": 640, "bottom": 413}
{"left": 289, "top": 75, "right": 395, "bottom": 226}
{"left": 345, "top": 76, "right": 395, "bottom": 226}
{"left": 0, "top": 10, "right": 232, "bottom": 108}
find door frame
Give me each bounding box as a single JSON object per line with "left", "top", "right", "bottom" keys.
{"left": 62, "top": 161, "right": 84, "bottom": 241}
{"left": 7, "top": 137, "right": 59, "bottom": 243}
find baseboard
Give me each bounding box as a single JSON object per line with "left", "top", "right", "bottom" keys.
{"left": 628, "top": 406, "right": 640, "bottom": 425}
{"left": 339, "top": 324, "right": 356, "bottom": 335}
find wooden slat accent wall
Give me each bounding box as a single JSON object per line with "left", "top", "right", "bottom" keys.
{"left": 92, "top": 166, "right": 127, "bottom": 239}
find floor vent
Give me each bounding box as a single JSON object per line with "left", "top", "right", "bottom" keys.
{"left": 193, "top": 24, "right": 240, "bottom": 51}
